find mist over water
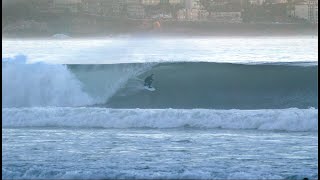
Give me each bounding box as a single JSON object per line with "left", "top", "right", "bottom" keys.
{"left": 2, "top": 56, "right": 94, "bottom": 107}
{"left": 2, "top": 37, "right": 318, "bottom": 64}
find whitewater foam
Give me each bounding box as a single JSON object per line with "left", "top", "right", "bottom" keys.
{"left": 2, "top": 107, "right": 317, "bottom": 132}
{"left": 2, "top": 55, "right": 94, "bottom": 107}
{"left": 2, "top": 56, "right": 156, "bottom": 108}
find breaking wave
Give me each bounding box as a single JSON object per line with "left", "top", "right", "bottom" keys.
{"left": 2, "top": 55, "right": 94, "bottom": 107}
{"left": 2, "top": 55, "right": 154, "bottom": 108}
{"left": 2, "top": 107, "right": 318, "bottom": 132}
{"left": 105, "top": 62, "right": 318, "bottom": 109}
{"left": 2, "top": 55, "right": 318, "bottom": 109}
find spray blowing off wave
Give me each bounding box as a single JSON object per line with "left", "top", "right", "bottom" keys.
{"left": 2, "top": 55, "right": 155, "bottom": 108}
{"left": 2, "top": 107, "right": 317, "bottom": 132}
{"left": 2, "top": 55, "right": 94, "bottom": 107}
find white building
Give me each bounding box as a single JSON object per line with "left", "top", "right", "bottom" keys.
{"left": 141, "top": 0, "right": 160, "bottom": 5}
{"left": 183, "top": 0, "right": 206, "bottom": 20}
{"left": 81, "top": 0, "right": 110, "bottom": 16}
{"left": 210, "top": 12, "right": 242, "bottom": 23}
{"left": 249, "top": 0, "right": 265, "bottom": 5}
{"left": 270, "top": 0, "right": 287, "bottom": 3}
{"left": 112, "top": 0, "right": 126, "bottom": 16}
{"left": 294, "top": 0, "right": 318, "bottom": 24}
{"left": 142, "top": 0, "right": 182, "bottom": 5}
{"left": 295, "top": 2, "right": 309, "bottom": 19}
{"left": 177, "top": 9, "right": 187, "bottom": 20}
{"left": 126, "top": 0, "right": 141, "bottom": 4}
{"left": 169, "top": 0, "right": 182, "bottom": 5}
{"left": 262, "top": 0, "right": 287, "bottom": 4}
{"left": 185, "top": 0, "right": 201, "bottom": 9}
{"left": 127, "top": 0, "right": 146, "bottom": 18}
{"left": 308, "top": 0, "right": 318, "bottom": 24}
{"left": 51, "top": 0, "right": 81, "bottom": 13}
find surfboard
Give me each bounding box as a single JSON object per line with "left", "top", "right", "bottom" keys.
{"left": 144, "top": 86, "right": 156, "bottom": 91}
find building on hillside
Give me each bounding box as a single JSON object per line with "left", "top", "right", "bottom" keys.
{"left": 262, "top": 0, "right": 287, "bottom": 4}
{"left": 308, "top": 0, "right": 318, "bottom": 23}
{"left": 295, "top": 1, "right": 309, "bottom": 19}
{"left": 177, "top": 9, "right": 187, "bottom": 20}
{"left": 126, "top": 0, "right": 142, "bottom": 4}
{"left": 272, "top": 0, "right": 287, "bottom": 3}
{"left": 81, "top": 0, "right": 100, "bottom": 16}
{"left": 112, "top": 0, "right": 126, "bottom": 16}
{"left": 249, "top": 0, "right": 265, "bottom": 5}
{"left": 31, "top": 0, "right": 54, "bottom": 12}
{"left": 141, "top": 0, "right": 160, "bottom": 5}
{"left": 160, "top": 0, "right": 170, "bottom": 4}
{"left": 210, "top": 11, "right": 242, "bottom": 23}
{"left": 169, "top": 0, "right": 182, "bottom": 5}
{"left": 127, "top": 0, "right": 146, "bottom": 18}
{"left": 294, "top": 0, "right": 318, "bottom": 24}
{"left": 185, "top": 0, "right": 193, "bottom": 9}
{"left": 203, "top": 0, "right": 243, "bottom": 23}
{"left": 177, "top": 0, "right": 208, "bottom": 21}
{"left": 51, "top": 0, "right": 81, "bottom": 13}
{"left": 99, "top": 1, "right": 114, "bottom": 16}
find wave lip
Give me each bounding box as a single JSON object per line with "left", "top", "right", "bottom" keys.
{"left": 2, "top": 107, "right": 318, "bottom": 132}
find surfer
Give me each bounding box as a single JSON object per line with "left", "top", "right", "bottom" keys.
{"left": 144, "top": 74, "right": 154, "bottom": 88}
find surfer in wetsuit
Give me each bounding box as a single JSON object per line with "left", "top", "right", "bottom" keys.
{"left": 144, "top": 74, "right": 154, "bottom": 88}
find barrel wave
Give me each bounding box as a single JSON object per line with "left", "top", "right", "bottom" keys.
{"left": 2, "top": 55, "right": 318, "bottom": 109}
{"left": 2, "top": 56, "right": 318, "bottom": 131}
{"left": 68, "top": 62, "right": 318, "bottom": 109}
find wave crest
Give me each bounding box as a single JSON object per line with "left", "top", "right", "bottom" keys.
{"left": 2, "top": 107, "right": 317, "bottom": 132}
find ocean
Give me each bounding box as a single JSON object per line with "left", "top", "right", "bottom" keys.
{"left": 2, "top": 37, "right": 318, "bottom": 179}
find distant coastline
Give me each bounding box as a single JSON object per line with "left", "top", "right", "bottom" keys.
{"left": 2, "top": 17, "right": 318, "bottom": 38}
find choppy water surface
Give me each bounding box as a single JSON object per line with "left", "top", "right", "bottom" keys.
{"left": 2, "top": 128, "right": 318, "bottom": 179}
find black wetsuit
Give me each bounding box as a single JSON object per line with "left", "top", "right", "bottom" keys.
{"left": 144, "top": 75, "right": 154, "bottom": 88}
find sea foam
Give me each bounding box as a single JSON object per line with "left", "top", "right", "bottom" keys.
{"left": 2, "top": 107, "right": 317, "bottom": 132}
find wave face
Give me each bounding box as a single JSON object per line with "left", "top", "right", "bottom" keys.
{"left": 103, "top": 62, "right": 318, "bottom": 109}
{"left": 3, "top": 56, "right": 317, "bottom": 109}
{"left": 2, "top": 107, "right": 318, "bottom": 132}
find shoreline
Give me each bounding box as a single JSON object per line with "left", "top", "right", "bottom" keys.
{"left": 3, "top": 20, "right": 318, "bottom": 38}
{"left": 2, "top": 34, "right": 318, "bottom": 41}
